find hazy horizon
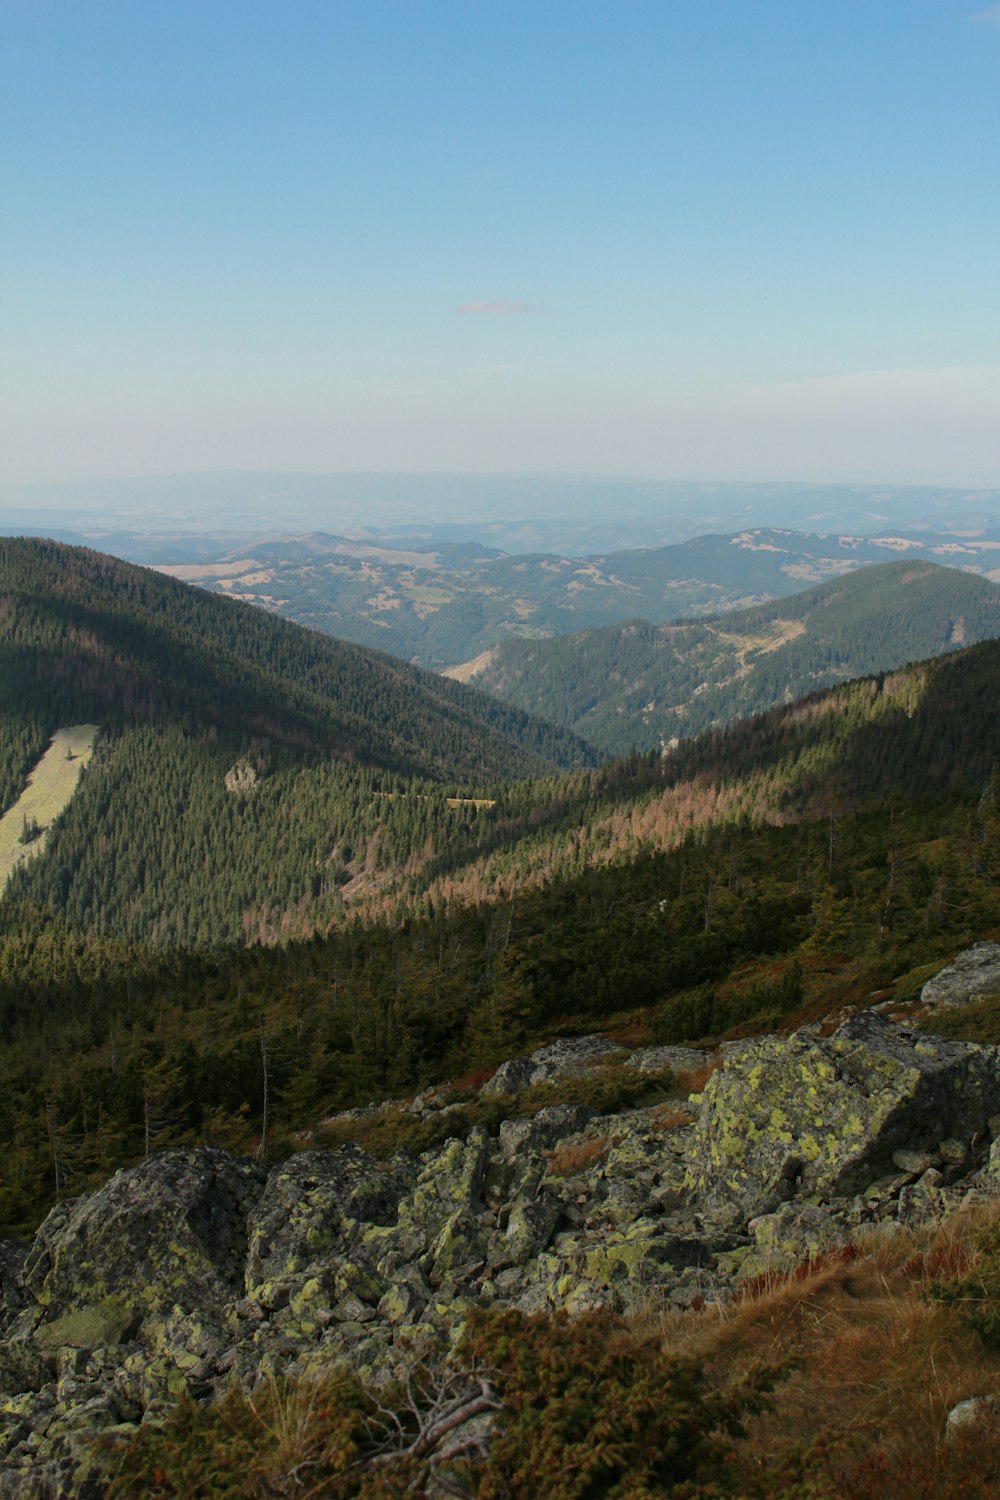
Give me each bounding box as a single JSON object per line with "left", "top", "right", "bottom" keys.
{"left": 3, "top": 471, "right": 999, "bottom": 557}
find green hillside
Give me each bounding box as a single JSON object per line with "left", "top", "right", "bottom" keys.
{"left": 458, "top": 562, "right": 1000, "bottom": 755}
{"left": 0, "top": 538, "right": 593, "bottom": 945}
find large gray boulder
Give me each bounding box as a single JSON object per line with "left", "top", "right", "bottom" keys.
{"left": 497, "top": 1105, "right": 594, "bottom": 1158}
{"left": 921, "top": 942, "right": 1000, "bottom": 1008}
{"left": 685, "top": 1011, "right": 1000, "bottom": 1215}
{"left": 481, "top": 1036, "right": 623, "bottom": 1095}
{"left": 21, "top": 1148, "right": 266, "bottom": 1339}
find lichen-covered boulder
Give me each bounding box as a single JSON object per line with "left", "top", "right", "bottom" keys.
{"left": 488, "top": 1159, "right": 562, "bottom": 1268}
{"left": 406, "top": 1130, "right": 491, "bottom": 1279}
{"left": 685, "top": 1012, "right": 1000, "bottom": 1216}
{"left": 22, "top": 1148, "right": 266, "bottom": 1335}
{"left": 740, "top": 1203, "right": 847, "bottom": 1279}
{"left": 921, "top": 942, "right": 1000, "bottom": 1008}
{"left": 245, "top": 1147, "right": 415, "bottom": 1311}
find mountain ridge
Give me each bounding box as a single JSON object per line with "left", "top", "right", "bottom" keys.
{"left": 0, "top": 537, "right": 593, "bottom": 945}
{"left": 452, "top": 560, "right": 1000, "bottom": 755}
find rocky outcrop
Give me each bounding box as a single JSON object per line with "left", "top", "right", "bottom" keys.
{"left": 921, "top": 941, "right": 1000, "bottom": 1008}
{"left": 685, "top": 1010, "right": 1000, "bottom": 1213}
{"left": 2, "top": 976, "right": 1000, "bottom": 1494}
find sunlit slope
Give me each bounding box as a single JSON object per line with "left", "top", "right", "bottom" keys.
{"left": 419, "top": 633, "right": 1000, "bottom": 911}
{"left": 149, "top": 525, "right": 1000, "bottom": 670}
{"left": 0, "top": 726, "right": 96, "bottom": 891}
{"left": 456, "top": 562, "right": 1000, "bottom": 755}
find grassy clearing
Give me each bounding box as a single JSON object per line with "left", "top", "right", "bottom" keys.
{"left": 442, "top": 647, "right": 499, "bottom": 683}
{"left": 0, "top": 725, "right": 97, "bottom": 891}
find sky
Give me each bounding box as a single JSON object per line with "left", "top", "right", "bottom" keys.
{"left": 2, "top": 0, "right": 999, "bottom": 489}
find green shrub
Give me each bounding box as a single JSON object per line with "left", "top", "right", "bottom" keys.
{"left": 927, "top": 1216, "right": 1000, "bottom": 1347}
{"left": 511, "top": 1063, "right": 673, "bottom": 1117}
{"left": 105, "top": 1373, "right": 369, "bottom": 1497}
{"left": 653, "top": 963, "right": 802, "bottom": 1045}
{"left": 461, "top": 1307, "right": 777, "bottom": 1498}
{"left": 104, "top": 1308, "right": 779, "bottom": 1498}
{"left": 316, "top": 1064, "right": 673, "bottom": 1160}
{"left": 920, "top": 993, "right": 1000, "bottom": 1046}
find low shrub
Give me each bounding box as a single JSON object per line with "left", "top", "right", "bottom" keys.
{"left": 104, "top": 1310, "right": 779, "bottom": 1499}
{"left": 544, "top": 1135, "right": 609, "bottom": 1176}
{"left": 920, "top": 992, "right": 1000, "bottom": 1045}
{"left": 460, "top": 1307, "right": 779, "bottom": 1498}
{"left": 653, "top": 962, "right": 802, "bottom": 1045}
{"left": 675, "top": 1058, "right": 723, "bottom": 1095}
{"left": 927, "top": 1213, "right": 1000, "bottom": 1347}
{"left": 105, "top": 1369, "right": 371, "bottom": 1498}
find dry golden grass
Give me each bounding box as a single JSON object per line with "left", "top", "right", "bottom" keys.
{"left": 0, "top": 725, "right": 97, "bottom": 890}
{"left": 544, "top": 1136, "right": 609, "bottom": 1177}
{"left": 634, "top": 1199, "right": 1000, "bottom": 1492}
{"left": 649, "top": 1102, "right": 695, "bottom": 1131}
{"left": 675, "top": 1058, "right": 724, "bottom": 1094}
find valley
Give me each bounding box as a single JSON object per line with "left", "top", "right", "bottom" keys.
{"left": 456, "top": 560, "right": 1000, "bottom": 755}
{"left": 7, "top": 0, "right": 1000, "bottom": 1486}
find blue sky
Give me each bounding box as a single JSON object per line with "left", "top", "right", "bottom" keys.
{"left": 2, "top": 0, "right": 999, "bottom": 486}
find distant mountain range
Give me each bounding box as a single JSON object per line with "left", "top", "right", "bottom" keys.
{"left": 121, "top": 525, "right": 1000, "bottom": 670}
{"left": 450, "top": 561, "right": 1000, "bottom": 756}
{"left": 4, "top": 473, "right": 999, "bottom": 553}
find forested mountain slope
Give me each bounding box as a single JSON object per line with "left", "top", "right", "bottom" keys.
{"left": 2, "top": 535, "right": 1000, "bottom": 948}
{"left": 455, "top": 562, "right": 1000, "bottom": 755}
{"left": 0, "top": 538, "right": 592, "bottom": 945}
{"left": 1, "top": 634, "right": 999, "bottom": 1234}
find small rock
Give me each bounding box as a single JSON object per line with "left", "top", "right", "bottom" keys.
{"left": 946, "top": 1394, "right": 1000, "bottom": 1438}
{"left": 892, "top": 1149, "right": 939, "bottom": 1174}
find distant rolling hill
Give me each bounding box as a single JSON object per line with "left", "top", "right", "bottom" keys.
{"left": 136, "top": 525, "right": 1000, "bottom": 671}
{"left": 0, "top": 538, "right": 592, "bottom": 945}
{"left": 448, "top": 562, "right": 1000, "bottom": 756}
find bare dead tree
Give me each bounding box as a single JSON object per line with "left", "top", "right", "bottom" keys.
{"left": 362, "top": 1360, "right": 500, "bottom": 1496}
{"left": 43, "top": 1098, "right": 75, "bottom": 1195}
{"left": 257, "top": 1013, "right": 273, "bottom": 1161}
